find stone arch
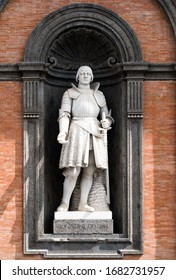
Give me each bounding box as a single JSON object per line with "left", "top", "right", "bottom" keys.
{"left": 24, "top": 3, "right": 143, "bottom": 63}
{"left": 157, "top": 0, "right": 176, "bottom": 37}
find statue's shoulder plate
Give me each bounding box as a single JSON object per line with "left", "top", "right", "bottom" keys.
{"left": 94, "top": 90, "right": 106, "bottom": 107}
{"left": 67, "top": 88, "right": 81, "bottom": 100}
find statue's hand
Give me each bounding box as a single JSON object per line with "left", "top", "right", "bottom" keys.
{"left": 57, "top": 132, "right": 68, "bottom": 144}
{"left": 101, "top": 119, "right": 111, "bottom": 130}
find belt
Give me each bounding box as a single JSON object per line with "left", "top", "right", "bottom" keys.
{"left": 72, "top": 117, "right": 98, "bottom": 120}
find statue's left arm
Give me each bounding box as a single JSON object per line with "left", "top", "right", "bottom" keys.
{"left": 98, "top": 93, "right": 114, "bottom": 129}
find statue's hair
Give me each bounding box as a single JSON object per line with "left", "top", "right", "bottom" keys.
{"left": 76, "top": 66, "right": 94, "bottom": 82}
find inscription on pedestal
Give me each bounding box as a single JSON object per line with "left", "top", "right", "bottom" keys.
{"left": 53, "top": 219, "right": 113, "bottom": 234}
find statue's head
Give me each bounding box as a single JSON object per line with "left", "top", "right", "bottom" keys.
{"left": 76, "top": 66, "right": 94, "bottom": 84}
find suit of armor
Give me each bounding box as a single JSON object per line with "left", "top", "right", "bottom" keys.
{"left": 59, "top": 82, "right": 111, "bottom": 170}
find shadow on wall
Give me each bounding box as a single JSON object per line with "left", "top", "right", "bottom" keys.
{"left": 0, "top": 133, "right": 43, "bottom": 260}
{"left": 0, "top": 82, "right": 42, "bottom": 260}
{"left": 0, "top": 142, "right": 22, "bottom": 259}
{"left": 0, "top": 81, "right": 22, "bottom": 259}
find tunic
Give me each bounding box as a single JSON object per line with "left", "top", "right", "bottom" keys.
{"left": 59, "top": 83, "right": 109, "bottom": 170}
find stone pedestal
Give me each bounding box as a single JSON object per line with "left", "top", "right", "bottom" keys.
{"left": 53, "top": 211, "right": 113, "bottom": 234}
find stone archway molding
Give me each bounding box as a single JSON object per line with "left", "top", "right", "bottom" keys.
{"left": 0, "top": 0, "right": 9, "bottom": 13}
{"left": 157, "top": 0, "right": 176, "bottom": 37}
{"left": 24, "top": 3, "right": 143, "bottom": 63}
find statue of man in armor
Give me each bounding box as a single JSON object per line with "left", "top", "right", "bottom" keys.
{"left": 57, "top": 66, "right": 113, "bottom": 212}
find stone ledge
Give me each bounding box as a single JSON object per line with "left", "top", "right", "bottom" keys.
{"left": 54, "top": 211, "right": 112, "bottom": 220}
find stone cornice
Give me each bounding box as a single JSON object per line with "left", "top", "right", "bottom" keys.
{"left": 122, "top": 62, "right": 176, "bottom": 80}
{"left": 0, "top": 64, "right": 21, "bottom": 80}
{"left": 0, "top": 62, "right": 175, "bottom": 81}
{"left": 0, "top": 63, "right": 48, "bottom": 81}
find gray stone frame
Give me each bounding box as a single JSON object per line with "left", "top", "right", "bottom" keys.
{"left": 20, "top": 4, "right": 145, "bottom": 258}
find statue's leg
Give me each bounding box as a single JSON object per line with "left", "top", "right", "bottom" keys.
{"left": 57, "top": 167, "right": 81, "bottom": 211}
{"left": 78, "top": 151, "right": 95, "bottom": 212}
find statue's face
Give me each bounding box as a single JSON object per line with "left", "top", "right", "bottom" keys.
{"left": 78, "top": 66, "right": 92, "bottom": 85}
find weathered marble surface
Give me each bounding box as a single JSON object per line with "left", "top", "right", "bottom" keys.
{"left": 53, "top": 219, "right": 113, "bottom": 234}
{"left": 57, "top": 66, "right": 112, "bottom": 212}
{"left": 54, "top": 211, "right": 112, "bottom": 220}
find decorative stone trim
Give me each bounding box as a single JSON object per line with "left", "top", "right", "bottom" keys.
{"left": 127, "top": 114, "right": 143, "bottom": 119}
{"left": 24, "top": 81, "right": 39, "bottom": 112}
{"left": 127, "top": 81, "right": 143, "bottom": 114}
{"left": 1, "top": 63, "right": 175, "bottom": 82}
{"left": 23, "top": 113, "right": 39, "bottom": 119}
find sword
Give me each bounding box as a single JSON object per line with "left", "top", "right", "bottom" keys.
{"left": 100, "top": 112, "right": 111, "bottom": 204}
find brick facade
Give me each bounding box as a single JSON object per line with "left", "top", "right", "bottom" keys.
{"left": 0, "top": 0, "right": 175, "bottom": 259}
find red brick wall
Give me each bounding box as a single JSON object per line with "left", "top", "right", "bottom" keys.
{"left": 0, "top": 0, "right": 175, "bottom": 63}
{"left": 0, "top": 82, "right": 23, "bottom": 259}
{"left": 0, "top": 82, "right": 42, "bottom": 260}
{"left": 142, "top": 81, "right": 176, "bottom": 260}
{"left": 0, "top": 0, "right": 175, "bottom": 259}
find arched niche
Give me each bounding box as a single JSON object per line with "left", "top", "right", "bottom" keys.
{"left": 22, "top": 3, "right": 144, "bottom": 258}
{"left": 24, "top": 4, "right": 142, "bottom": 63}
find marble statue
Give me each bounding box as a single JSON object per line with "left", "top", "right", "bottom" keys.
{"left": 57, "top": 66, "right": 113, "bottom": 212}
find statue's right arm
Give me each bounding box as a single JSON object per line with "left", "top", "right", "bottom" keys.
{"left": 57, "top": 91, "right": 72, "bottom": 144}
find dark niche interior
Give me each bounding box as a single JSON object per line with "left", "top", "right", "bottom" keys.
{"left": 46, "top": 27, "right": 120, "bottom": 71}
{"left": 43, "top": 27, "right": 127, "bottom": 235}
